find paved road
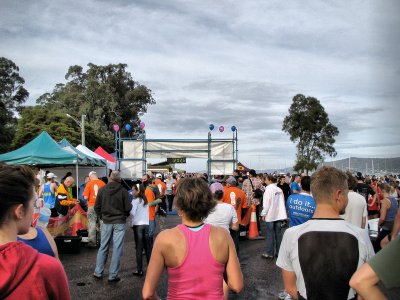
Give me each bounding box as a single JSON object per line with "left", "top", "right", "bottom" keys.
{"left": 61, "top": 215, "right": 399, "bottom": 300}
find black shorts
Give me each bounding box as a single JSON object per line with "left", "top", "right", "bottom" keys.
{"left": 368, "top": 209, "right": 379, "bottom": 216}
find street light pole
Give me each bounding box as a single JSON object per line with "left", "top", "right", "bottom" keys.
{"left": 66, "top": 114, "right": 86, "bottom": 146}
{"left": 81, "top": 114, "right": 86, "bottom": 146}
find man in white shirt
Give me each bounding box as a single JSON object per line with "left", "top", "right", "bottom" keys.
{"left": 341, "top": 171, "right": 368, "bottom": 229}
{"left": 276, "top": 166, "right": 374, "bottom": 300}
{"left": 260, "top": 175, "right": 287, "bottom": 259}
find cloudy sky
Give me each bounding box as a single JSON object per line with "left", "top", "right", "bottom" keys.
{"left": 1, "top": 0, "right": 399, "bottom": 171}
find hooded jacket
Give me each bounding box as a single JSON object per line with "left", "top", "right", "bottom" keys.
{"left": 94, "top": 181, "right": 132, "bottom": 224}
{"left": 0, "top": 241, "right": 70, "bottom": 299}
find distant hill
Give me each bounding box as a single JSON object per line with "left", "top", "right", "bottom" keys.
{"left": 253, "top": 157, "right": 400, "bottom": 176}
{"left": 320, "top": 157, "right": 400, "bottom": 175}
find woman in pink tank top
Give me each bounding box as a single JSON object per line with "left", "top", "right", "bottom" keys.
{"left": 143, "top": 178, "right": 243, "bottom": 300}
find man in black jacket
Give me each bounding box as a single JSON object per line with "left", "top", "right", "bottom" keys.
{"left": 93, "top": 171, "right": 132, "bottom": 282}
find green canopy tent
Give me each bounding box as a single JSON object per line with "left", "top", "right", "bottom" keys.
{"left": 0, "top": 131, "right": 81, "bottom": 195}
{"left": 0, "top": 131, "right": 78, "bottom": 165}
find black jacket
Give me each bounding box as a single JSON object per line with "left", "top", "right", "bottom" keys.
{"left": 94, "top": 182, "right": 132, "bottom": 224}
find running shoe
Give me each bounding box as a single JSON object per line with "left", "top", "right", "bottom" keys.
{"left": 278, "top": 290, "right": 292, "bottom": 300}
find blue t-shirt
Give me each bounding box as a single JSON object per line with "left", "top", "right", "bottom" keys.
{"left": 290, "top": 181, "right": 301, "bottom": 194}
{"left": 287, "top": 193, "right": 316, "bottom": 227}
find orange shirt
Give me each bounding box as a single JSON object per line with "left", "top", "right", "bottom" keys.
{"left": 223, "top": 186, "right": 248, "bottom": 224}
{"left": 155, "top": 179, "right": 166, "bottom": 196}
{"left": 83, "top": 179, "right": 106, "bottom": 207}
{"left": 145, "top": 187, "right": 156, "bottom": 220}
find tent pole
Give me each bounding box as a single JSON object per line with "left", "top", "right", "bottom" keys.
{"left": 75, "top": 163, "right": 79, "bottom": 199}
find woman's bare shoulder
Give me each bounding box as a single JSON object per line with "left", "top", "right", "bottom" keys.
{"left": 155, "top": 227, "right": 184, "bottom": 245}
{"left": 210, "top": 225, "right": 231, "bottom": 243}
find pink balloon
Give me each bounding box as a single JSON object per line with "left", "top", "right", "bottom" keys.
{"left": 219, "top": 126, "right": 224, "bottom": 132}
{"left": 113, "top": 124, "right": 119, "bottom": 132}
{"left": 140, "top": 122, "right": 145, "bottom": 129}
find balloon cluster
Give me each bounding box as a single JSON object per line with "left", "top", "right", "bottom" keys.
{"left": 209, "top": 124, "right": 237, "bottom": 132}
{"left": 113, "top": 121, "right": 145, "bottom": 132}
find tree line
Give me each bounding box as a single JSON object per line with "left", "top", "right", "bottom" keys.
{"left": 0, "top": 57, "right": 338, "bottom": 173}
{"left": 0, "top": 57, "right": 155, "bottom": 152}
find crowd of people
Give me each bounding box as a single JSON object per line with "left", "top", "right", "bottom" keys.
{"left": 1, "top": 162, "right": 399, "bottom": 299}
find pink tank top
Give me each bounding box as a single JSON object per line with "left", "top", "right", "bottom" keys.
{"left": 167, "top": 223, "right": 225, "bottom": 300}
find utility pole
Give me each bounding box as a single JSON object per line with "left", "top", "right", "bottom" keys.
{"left": 66, "top": 114, "right": 86, "bottom": 146}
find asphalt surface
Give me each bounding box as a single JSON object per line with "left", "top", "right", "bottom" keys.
{"left": 60, "top": 215, "right": 400, "bottom": 300}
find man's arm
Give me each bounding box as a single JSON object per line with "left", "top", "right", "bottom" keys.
{"left": 51, "top": 182, "right": 57, "bottom": 193}
{"left": 282, "top": 270, "right": 298, "bottom": 300}
{"left": 361, "top": 203, "right": 368, "bottom": 229}
{"left": 148, "top": 198, "right": 162, "bottom": 207}
{"left": 349, "top": 263, "right": 385, "bottom": 300}
{"left": 260, "top": 189, "right": 270, "bottom": 219}
{"left": 94, "top": 189, "right": 103, "bottom": 216}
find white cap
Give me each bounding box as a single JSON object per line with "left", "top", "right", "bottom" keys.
{"left": 46, "top": 172, "right": 57, "bottom": 179}
{"left": 156, "top": 173, "right": 162, "bottom": 179}
{"left": 89, "top": 171, "right": 97, "bottom": 177}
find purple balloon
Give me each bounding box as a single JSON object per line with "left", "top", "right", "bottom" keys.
{"left": 219, "top": 126, "right": 224, "bottom": 132}
{"left": 113, "top": 124, "right": 119, "bottom": 132}
{"left": 140, "top": 122, "right": 145, "bottom": 129}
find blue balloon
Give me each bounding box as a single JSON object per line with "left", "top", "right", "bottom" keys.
{"left": 125, "top": 124, "right": 132, "bottom": 131}
{"left": 231, "top": 126, "right": 237, "bottom": 132}
{"left": 209, "top": 124, "right": 215, "bottom": 131}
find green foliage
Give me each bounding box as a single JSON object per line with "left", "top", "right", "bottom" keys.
{"left": 0, "top": 57, "right": 29, "bottom": 152}
{"left": 282, "top": 94, "right": 339, "bottom": 174}
{"left": 0, "top": 57, "right": 29, "bottom": 112}
{"left": 12, "top": 106, "right": 78, "bottom": 149}
{"left": 12, "top": 106, "right": 111, "bottom": 151}
{"left": 36, "top": 63, "right": 155, "bottom": 149}
{"left": 0, "top": 102, "right": 16, "bottom": 153}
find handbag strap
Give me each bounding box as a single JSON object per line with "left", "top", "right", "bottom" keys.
{"left": 249, "top": 178, "right": 255, "bottom": 191}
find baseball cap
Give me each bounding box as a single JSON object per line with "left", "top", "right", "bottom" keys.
{"left": 156, "top": 173, "right": 162, "bottom": 179}
{"left": 225, "top": 176, "right": 237, "bottom": 185}
{"left": 210, "top": 182, "right": 224, "bottom": 194}
{"left": 46, "top": 172, "right": 57, "bottom": 179}
{"left": 89, "top": 171, "right": 97, "bottom": 177}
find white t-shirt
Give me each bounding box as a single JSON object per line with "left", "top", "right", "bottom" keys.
{"left": 130, "top": 197, "right": 149, "bottom": 226}
{"left": 204, "top": 202, "right": 238, "bottom": 232}
{"left": 276, "top": 219, "right": 374, "bottom": 300}
{"left": 260, "top": 183, "right": 287, "bottom": 222}
{"left": 340, "top": 191, "right": 367, "bottom": 228}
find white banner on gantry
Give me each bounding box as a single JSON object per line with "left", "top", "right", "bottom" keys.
{"left": 119, "top": 160, "right": 143, "bottom": 180}
{"left": 211, "top": 162, "right": 234, "bottom": 175}
{"left": 123, "top": 141, "right": 143, "bottom": 158}
{"left": 143, "top": 141, "right": 233, "bottom": 159}
{"left": 121, "top": 140, "right": 234, "bottom": 176}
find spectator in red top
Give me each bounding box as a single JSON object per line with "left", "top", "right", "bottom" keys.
{"left": 0, "top": 164, "right": 70, "bottom": 299}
